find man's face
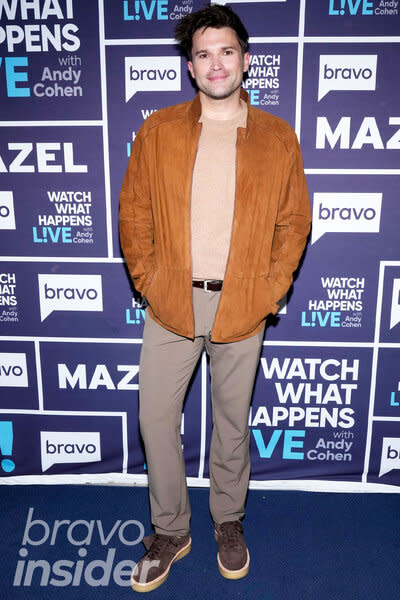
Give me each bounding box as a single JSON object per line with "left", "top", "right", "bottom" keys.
{"left": 188, "top": 26, "right": 250, "bottom": 101}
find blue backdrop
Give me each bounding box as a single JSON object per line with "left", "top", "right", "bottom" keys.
{"left": 1, "top": 0, "right": 400, "bottom": 491}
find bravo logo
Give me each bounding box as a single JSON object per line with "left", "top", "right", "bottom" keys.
{"left": 125, "top": 56, "right": 181, "bottom": 101}
{"left": 38, "top": 274, "right": 103, "bottom": 321}
{"left": 390, "top": 279, "right": 400, "bottom": 330}
{"left": 0, "top": 353, "right": 28, "bottom": 387}
{"left": 318, "top": 55, "right": 377, "bottom": 101}
{"left": 0, "top": 191, "right": 16, "bottom": 229}
{"left": 312, "top": 192, "right": 382, "bottom": 244}
{"left": 40, "top": 431, "right": 101, "bottom": 472}
{"left": 379, "top": 437, "right": 400, "bottom": 477}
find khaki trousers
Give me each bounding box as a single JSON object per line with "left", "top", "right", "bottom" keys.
{"left": 139, "top": 287, "right": 264, "bottom": 536}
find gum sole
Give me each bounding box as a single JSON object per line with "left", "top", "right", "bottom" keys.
{"left": 217, "top": 549, "right": 250, "bottom": 580}
{"left": 131, "top": 538, "right": 191, "bottom": 593}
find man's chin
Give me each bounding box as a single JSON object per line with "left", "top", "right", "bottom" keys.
{"left": 200, "top": 85, "right": 241, "bottom": 101}
{"left": 207, "top": 92, "right": 233, "bottom": 100}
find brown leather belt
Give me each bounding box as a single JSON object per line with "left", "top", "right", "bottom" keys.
{"left": 192, "top": 279, "right": 223, "bottom": 292}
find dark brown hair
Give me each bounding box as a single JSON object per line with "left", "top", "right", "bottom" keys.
{"left": 174, "top": 4, "right": 249, "bottom": 60}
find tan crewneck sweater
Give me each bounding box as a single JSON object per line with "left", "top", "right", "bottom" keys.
{"left": 191, "top": 100, "right": 247, "bottom": 280}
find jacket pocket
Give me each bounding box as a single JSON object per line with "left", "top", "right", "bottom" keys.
{"left": 215, "top": 274, "right": 279, "bottom": 340}
{"left": 246, "top": 276, "right": 279, "bottom": 330}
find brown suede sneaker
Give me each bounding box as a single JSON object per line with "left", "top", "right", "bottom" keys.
{"left": 214, "top": 521, "right": 249, "bottom": 580}
{"left": 131, "top": 533, "right": 191, "bottom": 593}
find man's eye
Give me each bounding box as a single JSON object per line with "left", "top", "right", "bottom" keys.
{"left": 199, "top": 53, "right": 207, "bottom": 59}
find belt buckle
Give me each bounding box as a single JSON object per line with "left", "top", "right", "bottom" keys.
{"left": 204, "top": 280, "right": 213, "bottom": 293}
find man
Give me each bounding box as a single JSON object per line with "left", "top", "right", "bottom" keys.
{"left": 120, "top": 4, "right": 311, "bottom": 592}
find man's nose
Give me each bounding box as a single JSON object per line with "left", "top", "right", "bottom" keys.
{"left": 210, "top": 56, "right": 222, "bottom": 70}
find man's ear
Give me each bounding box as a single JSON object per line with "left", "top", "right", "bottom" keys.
{"left": 243, "top": 52, "right": 250, "bottom": 74}
{"left": 188, "top": 61, "right": 194, "bottom": 79}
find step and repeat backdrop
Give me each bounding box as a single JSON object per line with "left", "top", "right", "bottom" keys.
{"left": 1, "top": 0, "right": 400, "bottom": 490}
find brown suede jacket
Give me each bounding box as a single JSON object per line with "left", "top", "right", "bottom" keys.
{"left": 120, "top": 90, "right": 311, "bottom": 343}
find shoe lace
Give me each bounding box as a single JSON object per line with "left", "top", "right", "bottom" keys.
{"left": 146, "top": 534, "right": 178, "bottom": 560}
{"left": 218, "top": 521, "right": 243, "bottom": 550}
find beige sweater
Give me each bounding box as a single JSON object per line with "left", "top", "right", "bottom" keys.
{"left": 191, "top": 101, "right": 247, "bottom": 280}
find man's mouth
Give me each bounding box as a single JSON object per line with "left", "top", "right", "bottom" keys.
{"left": 208, "top": 74, "right": 228, "bottom": 82}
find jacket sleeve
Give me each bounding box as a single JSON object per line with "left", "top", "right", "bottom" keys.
{"left": 119, "top": 128, "right": 155, "bottom": 296}
{"left": 267, "top": 129, "right": 311, "bottom": 310}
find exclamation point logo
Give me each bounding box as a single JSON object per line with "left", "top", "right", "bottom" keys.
{"left": 135, "top": 308, "right": 145, "bottom": 323}
{"left": 134, "top": 0, "right": 140, "bottom": 19}
{"left": 329, "top": 0, "right": 346, "bottom": 14}
{"left": 0, "top": 421, "right": 15, "bottom": 472}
